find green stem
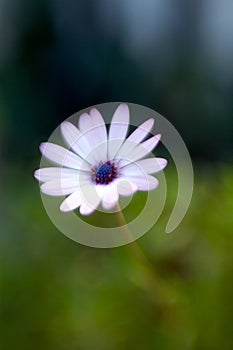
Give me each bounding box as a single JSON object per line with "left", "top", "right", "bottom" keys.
{"left": 115, "top": 204, "right": 172, "bottom": 314}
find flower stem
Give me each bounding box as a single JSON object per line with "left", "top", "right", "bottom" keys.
{"left": 115, "top": 204, "right": 174, "bottom": 316}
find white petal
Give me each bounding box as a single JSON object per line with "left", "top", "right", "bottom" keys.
{"left": 127, "top": 175, "right": 159, "bottom": 191}
{"left": 79, "top": 185, "right": 101, "bottom": 215}
{"left": 79, "top": 201, "right": 98, "bottom": 216}
{"left": 127, "top": 118, "right": 154, "bottom": 143}
{"left": 61, "top": 181, "right": 101, "bottom": 214}
{"left": 95, "top": 184, "right": 106, "bottom": 199}
{"left": 41, "top": 179, "right": 79, "bottom": 196}
{"left": 136, "top": 158, "right": 167, "bottom": 173}
{"left": 40, "top": 142, "right": 90, "bottom": 171}
{"left": 78, "top": 112, "right": 91, "bottom": 132}
{"left": 34, "top": 167, "right": 79, "bottom": 182}
{"left": 121, "top": 158, "right": 167, "bottom": 176}
{"left": 40, "top": 174, "right": 90, "bottom": 196}
{"left": 115, "top": 178, "right": 138, "bottom": 196}
{"left": 56, "top": 182, "right": 98, "bottom": 215}
{"left": 80, "top": 182, "right": 101, "bottom": 209}
{"left": 101, "top": 183, "right": 119, "bottom": 209}
{"left": 89, "top": 108, "right": 107, "bottom": 145}
{"left": 78, "top": 109, "right": 108, "bottom": 163}
{"left": 117, "top": 134, "right": 161, "bottom": 167}
{"left": 141, "top": 134, "right": 161, "bottom": 150}
{"left": 116, "top": 118, "right": 154, "bottom": 159}
{"left": 60, "top": 190, "right": 82, "bottom": 212}
{"left": 61, "top": 121, "right": 93, "bottom": 162}
{"left": 108, "top": 104, "right": 129, "bottom": 160}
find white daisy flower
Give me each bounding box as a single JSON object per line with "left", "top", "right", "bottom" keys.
{"left": 34, "top": 103, "right": 167, "bottom": 215}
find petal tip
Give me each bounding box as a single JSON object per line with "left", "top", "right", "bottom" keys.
{"left": 118, "top": 103, "right": 129, "bottom": 112}
{"left": 89, "top": 107, "right": 99, "bottom": 115}
{"left": 60, "top": 202, "right": 70, "bottom": 212}
{"left": 119, "top": 102, "right": 128, "bottom": 107}
{"left": 39, "top": 142, "right": 46, "bottom": 154}
{"left": 40, "top": 184, "right": 47, "bottom": 195}
{"left": 61, "top": 120, "right": 68, "bottom": 128}
{"left": 156, "top": 157, "right": 168, "bottom": 170}
{"left": 114, "top": 103, "right": 129, "bottom": 117}
{"left": 79, "top": 205, "right": 93, "bottom": 216}
{"left": 147, "top": 117, "right": 155, "bottom": 126}
{"left": 162, "top": 158, "right": 168, "bottom": 168}
{"left": 34, "top": 169, "right": 39, "bottom": 180}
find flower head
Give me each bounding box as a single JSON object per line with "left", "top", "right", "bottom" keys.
{"left": 34, "top": 104, "right": 167, "bottom": 215}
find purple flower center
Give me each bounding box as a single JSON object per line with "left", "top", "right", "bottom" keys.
{"left": 92, "top": 161, "right": 117, "bottom": 185}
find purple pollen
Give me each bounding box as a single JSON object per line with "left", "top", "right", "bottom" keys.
{"left": 93, "top": 161, "right": 117, "bottom": 185}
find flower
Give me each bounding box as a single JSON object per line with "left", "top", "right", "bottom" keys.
{"left": 34, "top": 104, "right": 167, "bottom": 215}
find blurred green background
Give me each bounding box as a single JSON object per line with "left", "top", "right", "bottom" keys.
{"left": 0, "top": 1, "right": 233, "bottom": 349}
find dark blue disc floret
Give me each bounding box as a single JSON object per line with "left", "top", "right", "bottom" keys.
{"left": 92, "top": 161, "right": 117, "bottom": 184}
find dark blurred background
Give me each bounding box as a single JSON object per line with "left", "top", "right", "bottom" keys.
{"left": 0, "top": 1, "right": 233, "bottom": 349}
{"left": 1, "top": 0, "right": 232, "bottom": 162}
